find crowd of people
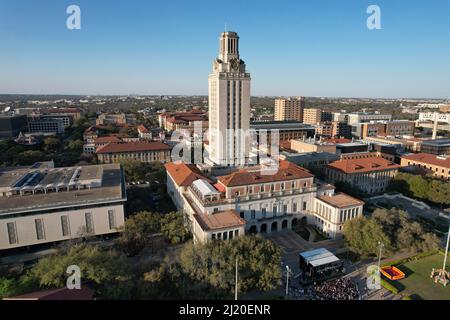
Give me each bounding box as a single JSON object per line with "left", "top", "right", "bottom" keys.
{"left": 302, "top": 278, "right": 360, "bottom": 300}
{"left": 286, "top": 276, "right": 361, "bottom": 300}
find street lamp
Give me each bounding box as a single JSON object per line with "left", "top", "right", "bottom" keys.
{"left": 285, "top": 265, "right": 292, "bottom": 300}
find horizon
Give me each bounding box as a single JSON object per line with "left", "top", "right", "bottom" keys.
{"left": 1, "top": 0, "right": 449, "bottom": 99}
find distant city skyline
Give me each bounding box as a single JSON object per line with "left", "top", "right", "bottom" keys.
{"left": 0, "top": 0, "right": 449, "bottom": 99}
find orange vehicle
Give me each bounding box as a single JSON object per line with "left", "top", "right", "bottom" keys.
{"left": 380, "top": 266, "right": 405, "bottom": 281}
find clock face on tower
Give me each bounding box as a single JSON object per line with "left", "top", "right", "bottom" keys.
{"left": 230, "top": 58, "right": 239, "bottom": 71}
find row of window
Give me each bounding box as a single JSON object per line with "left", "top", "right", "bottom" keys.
{"left": 6, "top": 210, "right": 116, "bottom": 245}
{"left": 211, "top": 229, "right": 239, "bottom": 241}
{"left": 234, "top": 181, "right": 310, "bottom": 196}
{"left": 238, "top": 202, "right": 307, "bottom": 220}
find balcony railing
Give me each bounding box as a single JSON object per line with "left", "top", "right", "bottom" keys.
{"left": 188, "top": 185, "right": 318, "bottom": 207}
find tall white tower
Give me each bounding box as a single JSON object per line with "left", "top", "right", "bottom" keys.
{"left": 208, "top": 31, "right": 251, "bottom": 166}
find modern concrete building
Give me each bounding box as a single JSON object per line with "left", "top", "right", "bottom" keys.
{"left": 27, "top": 116, "right": 65, "bottom": 134}
{"left": 401, "top": 153, "right": 450, "bottom": 180}
{"left": 290, "top": 139, "right": 337, "bottom": 154}
{"left": 96, "top": 141, "right": 171, "bottom": 164}
{"left": 0, "top": 115, "right": 28, "bottom": 138}
{"left": 0, "top": 162, "right": 127, "bottom": 251}
{"left": 421, "top": 138, "right": 450, "bottom": 155}
{"left": 316, "top": 121, "right": 352, "bottom": 139}
{"left": 302, "top": 108, "right": 323, "bottom": 125}
{"left": 250, "top": 120, "right": 315, "bottom": 145}
{"left": 274, "top": 97, "right": 305, "bottom": 122}
{"left": 207, "top": 31, "right": 251, "bottom": 166}
{"left": 418, "top": 112, "right": 450, "bottom": 125}
{"left": 359, "top": 121, "right": 415, "bottom": 139}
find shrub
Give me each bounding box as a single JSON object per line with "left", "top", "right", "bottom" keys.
{"left": 380, "top": 279, "right": 399, "bottom": 294}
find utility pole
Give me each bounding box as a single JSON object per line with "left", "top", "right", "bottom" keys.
{"left": 235, "top": 256, "right": 238, "bottom": 301}
{"left": 442, "top": 225, "right": 450, "bottom": 273}
{"left": 377, "top": 242, "right": 384, "bottom": 271}
{"left": 285, "top": 265, "right": 291, "bottom": 300}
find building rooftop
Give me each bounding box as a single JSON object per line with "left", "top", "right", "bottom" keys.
{"left": 402, "top": 153, "right": 450, "bottom": 169}
{"left": 0, "top": 163, "right": 125, "bottom": 215}
{"left": 165, "top": 161, "right": 212, "bottom": 187}
{"left": 217, "top": 160, "right": 313, "bottom": 187}
{"left": 193, "top": 210, "right": 246, "bottom": 231}
{"left": 299, "top": 248, "right": 340, "bottom": 267}
{"left": 96, "top": 141, "right": 171, "bottom": 154}
{"left": 250, "top": 121, "right": 315, "bottom": 129}
{"left": 421, "top": 138, "right": 450, "bottom": 147}
{"left": 328, "top": 157, "right": 401, "bottom": 174}
{"left": 317, "top": 193, "right": 364, "bottom": 208}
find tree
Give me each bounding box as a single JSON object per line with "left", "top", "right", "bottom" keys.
{"left": 343, "top": 208, "right": 440, "bottom": 257}
{"left": 18, "top": 150, "right": 46, "bottom": 165}
{"left": 427, "top": 180, "right": 450, "bottom": 206}
{"left": 26, "top": 244, "right": 133, "bottom": 299}
{"left": 117, "top": 211, "right": 161, "bottom": 256}
{"left": 65, "top": 139, "right": 84, "bottom": 152}
{"left": 42, "top": 137, "right": 61, "bottom": 153}
{"left": 180, "top": 235, "right": 282, "bottom": 294}
{"left": 160, "top": 211, "right": 189, "bottom": 244}
{"left": 408, "top": 175, "right": 429, "bottom": 199}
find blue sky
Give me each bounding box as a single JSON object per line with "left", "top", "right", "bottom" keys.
{"left": 0, "top": 0, "right": 449, "bottom": 98}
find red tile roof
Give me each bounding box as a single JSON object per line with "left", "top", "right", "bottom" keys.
{"left": 165, "top": 161, "right": 212, "bottom": 187}
{"left": 137, "top": 124, "right": 150, "bottom": 133}
{"left": 327, "top": 157, "right": 401, "bottom": 174}
{"left": 402, "top": 153, "right": 450, "bottom": 169}
{"left": 96, "top": 141, "right": 171, "bottom": 154}
{"left": 217, "top": 160, "right": 313, "bottom": 187}
{"left": 94, "top": 136, "right": 122, "bottom": 144}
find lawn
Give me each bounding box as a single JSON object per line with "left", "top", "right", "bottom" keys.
{"left": 394, "top": 253, "right": 450, "bottom": 300}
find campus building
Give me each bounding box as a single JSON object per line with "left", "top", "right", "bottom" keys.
{"left": 421, "top": 138, "right": 450, "bottom": 155}
{"left": 166, "top": 160, "right": 363, "bottom": 242}
{"left": 359, "top": 121, "right": 415, "bottom": 139}
{"left": 274, "top": 97, "right": 305, "bottom": 122}
{"left": 326, "top": 156, "right": 402, "bottom": 194}
{"left": 158, "top": 110, "right": 208, "bottom": 133}
{"left": 0, "top": 115, "right": 28, "bottom": 138}
{"left": 0, "top": 162, "right": 127, "bottom": 251}
{"left": 401, "top": 153, "right": 450, "bottom": 180}
{"left": 207, "top": 31, "right": 251, "bottom": 166}
{"left": 96, "top": 141, "right": 171, "bottom": 164}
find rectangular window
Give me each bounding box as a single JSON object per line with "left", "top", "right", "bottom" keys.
{"left": 35, "top": 219, "right": 45, "bottom": 240}
{"left": 303, "top": 202, "right": 307, "bottom": 211}
{"left": 251, "top": 210, "right": 256, "bottom": 219}
{"left": 273, "top": 206, "right": 278, "bottom": 216}
{"left": 262, "top": 208, "right": 266, "bottom": 218}
{"left": 85, "top": 212, "right": 94, "bottom": 234}
{"left": 283, "top": 204, "right": 288, "bottom": 214}
{"left": 7, "top": 222, "right": 17, "bottom": 245}
{"left": 61, "top": 215, "right": 70, "bottom": 236}
{"left": 108, "top": 210, "right": 116, "bottom": 230}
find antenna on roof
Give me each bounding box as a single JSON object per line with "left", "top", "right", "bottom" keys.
{"left": 225, "top": 23, "right": 227, "bottom": 32}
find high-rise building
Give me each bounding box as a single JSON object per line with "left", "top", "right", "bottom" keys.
{"left": 274, "top": 97, "right": 305, "bottom": 122}
{"left": 302, "top": 108, "right": 322, "bottom": 125}
{"left": 208, "top": 31, "right": 251, "bottom": 166}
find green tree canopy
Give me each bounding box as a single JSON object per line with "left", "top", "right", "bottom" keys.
{"left": 180, "top": 235, "right": 282, "bottom": 294}
{"left": 343, "top": 208, "right": 440, "bottom": 257}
